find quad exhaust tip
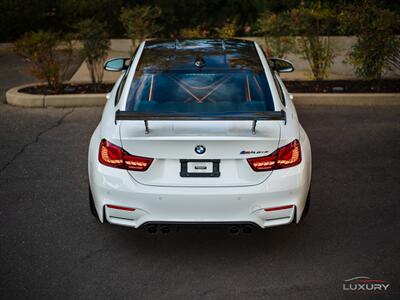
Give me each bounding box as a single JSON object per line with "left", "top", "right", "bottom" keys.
{"left": 146, "top": 224, "right": 171, "bottom": 234}
{"left": 147, "top": 225, "right": 157, "bottom": 234}
{"left": 145, "top": 224, "right": 253, "bottom": 234}
{"left": 243, "top": 225, "right": 252, "bottom": 233}
{"left": 229, "top": 226, "right": 240, "bottom": 234}
{"left": 229, "top": 225, "right": 253, "bottom": 234}
{"left": 160, "top": 225, "right": 170, "bottom": 234}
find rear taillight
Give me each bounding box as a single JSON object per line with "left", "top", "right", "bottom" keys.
{"left": 247, "top": 139, "right": 301, "bottom": 172}
{"left": 99, "top": 139, "right": 153, "bottom": 171}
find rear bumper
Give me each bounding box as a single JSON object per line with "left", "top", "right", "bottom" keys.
{"left": 89, "top": 156, "right": 310, "bottom": 229}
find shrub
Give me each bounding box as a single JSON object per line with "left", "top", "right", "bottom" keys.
{"left": 14, "top": 31, "right": 73, "bottom": 91}
{"left": 215, "top": 20, "right": 238, "bottom": 38}
{"left": 340, "top": 0, "right": 400, "bottom": 80}
{"left": 290, "top": 5, "right": 336, "bottom": 80}
{"left": 265, "top": 37, "right": 295, "bottom": 58}
{"left": 120, "top": 5, "right": 162, "bottom": 49}
{"left": 76, "top": 19, "right": 110, "bottom": 91}
{"left": 179, "top": 26, "right": 210, "bottom": 38}
{"left": 296, "top": 35, "right": 334, "bottom": 80}
{"left": 256, "top": 12, "right": 295, "bottom": 58}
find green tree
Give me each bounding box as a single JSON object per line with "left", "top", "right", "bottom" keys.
{"left": 340, "top": 0, "right": 400, "bottom": 80}
{"left": 76, "top": 19, "right": 110, "bottom": 91}
{"left": 56, "top": 0, "right": 124, "bottom": 39}
{"left": 120, "top": 5, "right": 162, "bottom": 49}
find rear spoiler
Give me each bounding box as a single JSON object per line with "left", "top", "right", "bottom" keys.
{"left": 115, "top": 110, "right": 286, "bottom": 135}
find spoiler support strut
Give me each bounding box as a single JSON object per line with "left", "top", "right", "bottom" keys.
{"left": 144, "top": 120, "right": 149, "bottom": 134}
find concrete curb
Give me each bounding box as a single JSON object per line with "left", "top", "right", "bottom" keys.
{"left": 293, "top": 93, "right": 400, "bottom": 106}
{"left": 6, "top": 83, "right": 106, "bottom": 108}
{"left": 6, "top": 83, "right": 400, "bottom": 108}
{"left": 6, "top": 84, "right": 45, "bottom": 107}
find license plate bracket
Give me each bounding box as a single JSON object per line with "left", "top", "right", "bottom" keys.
{"left": 180, "top": 159, "right": 220, "bottom": 177}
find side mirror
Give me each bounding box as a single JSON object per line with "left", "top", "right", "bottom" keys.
{"left": 104, "top": 57, "right": 129, "bottom": 72}
{"left": 269, "top": 58, "right": 294, "bottom": 73}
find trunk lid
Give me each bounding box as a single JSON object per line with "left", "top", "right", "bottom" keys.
{"left": 119, "top": 120, "right": 281, "bottom": 187}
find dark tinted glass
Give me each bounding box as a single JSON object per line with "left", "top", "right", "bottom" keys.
{"left": 126, "top": 39, "right": 274, "bottom": 113}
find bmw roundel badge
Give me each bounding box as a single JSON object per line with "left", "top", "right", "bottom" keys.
{"left": 195, "top": 145, "right": 206, "bottom": 155}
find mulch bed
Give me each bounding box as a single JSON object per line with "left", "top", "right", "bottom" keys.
{"left": 19, "top": 80, "right": 400, "bottom": 95}
{"left": 19, "top": 83, "right": 114, "bottom": 95}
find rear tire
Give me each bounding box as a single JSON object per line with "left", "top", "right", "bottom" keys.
{"left": 89, "top": 185, "right": 99, "bottom": 220}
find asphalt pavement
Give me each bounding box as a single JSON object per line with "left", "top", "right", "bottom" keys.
{"left": 0, "top": 101, "right": 399, "bottom": 299}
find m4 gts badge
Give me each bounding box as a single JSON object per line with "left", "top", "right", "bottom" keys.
{"left": 240, "top": 150, "right": 269, "bottom": 155}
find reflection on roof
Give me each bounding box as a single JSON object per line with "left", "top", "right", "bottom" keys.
{"left": 138, "top": 39, "right": 262, "bottom": 72}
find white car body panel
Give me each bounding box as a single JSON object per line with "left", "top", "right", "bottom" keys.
{"left": 88, "top": 39, "right": 312, "bottom": 229}
{"left": 120, "top": 120, "right": 281, "bottom": 187}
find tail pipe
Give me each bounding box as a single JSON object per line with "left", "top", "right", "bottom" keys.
{"left": 229, "top": 225, "right": 240, "bottom": 235}
{"left": 229, "top": 225, "right": 253, "bottom": 234}
{"left": 160, "top": 225, "right": 170, "bottom": 234}
{"left": 147, "top": 225, "right": 157, "bottom": 234}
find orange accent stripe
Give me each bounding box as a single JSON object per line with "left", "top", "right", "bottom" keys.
{"left": 148, "top": 74, "right": 154, "bottom": 101}
{"left": 199, "top": 75, "right": 231, "bottom": 103}
{"left": 246, "top": 75, "right": 251, "bottom": 101}
{"left": 170, "top": 76, "right": 202, "bottom": 103}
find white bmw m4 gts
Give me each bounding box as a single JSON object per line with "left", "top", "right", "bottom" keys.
{"left": 88, "top": 39, "right": 312, "bottom": 231}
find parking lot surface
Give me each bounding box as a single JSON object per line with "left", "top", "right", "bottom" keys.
{"left": 0, "top": 102, "right": 399, "bottom": 299}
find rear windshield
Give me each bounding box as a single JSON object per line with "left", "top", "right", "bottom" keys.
{"left": 125, "top": 39, "right": 274, "bottom": 113}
